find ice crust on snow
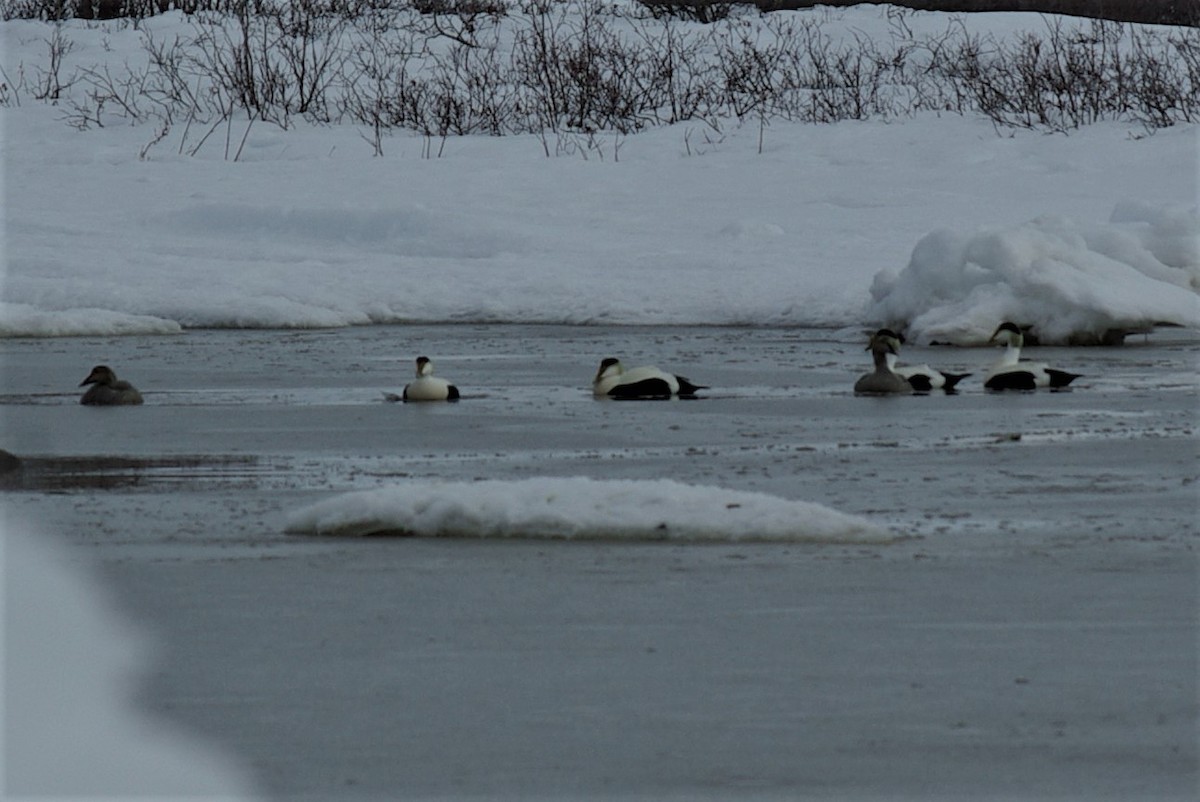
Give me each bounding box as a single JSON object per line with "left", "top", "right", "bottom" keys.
{"left": 284, "top": 477, "right": 889, "bottom": 543}
{"left": 867, "top": 201, "right": 1200, "bottom": 345}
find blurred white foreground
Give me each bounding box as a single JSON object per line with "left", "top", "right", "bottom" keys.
{"left": 1, "top": 518, "right": 260, "bottom": 799}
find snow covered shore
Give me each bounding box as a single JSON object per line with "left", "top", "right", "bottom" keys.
{"left": 2, "top": 7, "right": 1197, "bottom": 344}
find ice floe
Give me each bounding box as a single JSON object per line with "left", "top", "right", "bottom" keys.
{"left": 285, "top": 476, "right": 888, "bottom": 543}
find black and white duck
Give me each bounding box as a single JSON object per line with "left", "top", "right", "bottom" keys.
{"left": 884, "top": 352, "right": 971, "bottom": 393}
{"left": 397, "top": 356, "right": 460, "bottom": 401}
{"left": 984, "top": 322, "right": 1081, "bottom": 391}
{"left": 592, "top": 358, "right": 706, "bottom": 399}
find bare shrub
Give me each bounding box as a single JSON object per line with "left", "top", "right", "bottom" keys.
{"left": 637, "top": 0, "right": 737, "bottom": 24}
{"left": 934, "top": 19, "right": 1199, "bottom": 131}
{"left": 31, "top": 23, "right": 76, "bottom": 100}
{"left": 7, "top": 0, "right": 1198, "bottom": 153}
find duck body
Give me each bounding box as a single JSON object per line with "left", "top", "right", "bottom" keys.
{"left": 984, "top": 323, "right": 1081, "bottom": 391}
{"left": 592, "top": 358, "right": 706, "bottom": 399}
{"left": 884, "top": 354, "right": 970, "bottom": 393}
{"left": 401, "top": 357, "right": 460, "bottom": 402}
{"left": 79, "top": 365, "right": 143, "bottom": 405}
{"left": 985, "top": 364, "right": 1081, "bottom": 391}
{"left": 854, "top": 330, "right": 912, "bottom": 395}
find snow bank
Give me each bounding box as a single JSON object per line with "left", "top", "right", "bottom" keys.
{"left": 867, "top": 201, "right": 1200, "bottom": 345}
{"left": 0, "top": 302, "right": 183, "bottom": 337}
{"left": 1, "top": 518, "right": 259, "bottom": 798}
{"left": 3, "top": 7, "right": 1198, "bottom": 339}
{"left": 284, "top": 477, "right": 889, "bottom": 543}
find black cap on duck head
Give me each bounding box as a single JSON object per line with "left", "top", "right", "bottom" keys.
{"left": 989, "top": 321, "right": 1024, "bottom": 343}
{"left": 595, "top": 357, "right": 622, "bottom": 382}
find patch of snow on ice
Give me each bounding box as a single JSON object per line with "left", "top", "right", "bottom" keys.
{"left": 284, "top": 476, "right": 888, "bottom": 543}
{"left": 867, "top": 201, "right": 1200, "bottom": 345}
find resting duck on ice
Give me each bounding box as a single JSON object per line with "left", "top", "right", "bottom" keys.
{"left": 592, "top": 358, "right": 707, "bottom": 399}
{"left": 79, "top": 365, "right": 143, "bottom": 405}
{"left": 984, "top": 322, "right": 1081, "bottom": 391}
{"left": 853, "top": 330, "right": 911, "bottom": 395}
{"left": 393, "top": 356, "right": 460, "bottom": 402}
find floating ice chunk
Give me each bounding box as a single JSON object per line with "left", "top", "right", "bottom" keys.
{"left": 285, "top": 476, "right": 889, "bottom": 543}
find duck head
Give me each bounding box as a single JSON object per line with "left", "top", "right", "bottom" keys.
{"left": 80, "top": 365, "right": 118, "bottom": 387}
{"left": 594, "top": 357, "right": 623, "bottom": 384}
{"left": 873, "top": 328, "right": 905, "bottom": 344}
{"left": 867, "top": 330, "right": 903, "bottom": 356}
{"left": 988, "top": 322, "right": 1024, "bottom": 348}
{"left": 414, "top": 356, "right": 434, "bottom": 377}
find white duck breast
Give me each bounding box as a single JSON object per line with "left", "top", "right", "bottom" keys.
{"left": 984, "top": 323, "right": 1081, "bottom": 391}
{"left": 592, "top": 357, "right": 625, "bottom": 397}
{"left": 592, "top": 358, "right": 706, "bottom": 399}
{"left": 854, "top": 331, "right": 911, "bottom": 395}
{"left": 401, "top": 357, "right": 460, "bottom": 402}
{"left": 79, "top": 365, "right": 143, "bottom": 406}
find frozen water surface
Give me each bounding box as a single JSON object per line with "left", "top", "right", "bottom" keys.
{"left": 2, "top": 323, "right": 1197, "bottom": 800}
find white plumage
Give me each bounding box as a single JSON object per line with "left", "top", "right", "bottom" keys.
{"left": 400, "top": 356, "right": 460, "bottom": 402}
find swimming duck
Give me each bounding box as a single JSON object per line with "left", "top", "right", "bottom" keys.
{"left": 884, "top": 352, "right": 971, "bottom": 393}
{"left": 79, "top": 365, "right": 143, "bottom": 405}
{"left": 984, "top": 322, "right": 1081, "bottom": 391}
{"left": 400, "top": 356, "right": 460, "bottom": 402}
{"left": 853, "top": 330, "right": 912, "bottom": 395}
{"left": 592, "top": 358, "right": 706, "bottom": 399}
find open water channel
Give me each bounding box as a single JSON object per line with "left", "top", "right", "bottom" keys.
{"left": 2, "top": 324, "right": 1195, "bottom": 552}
